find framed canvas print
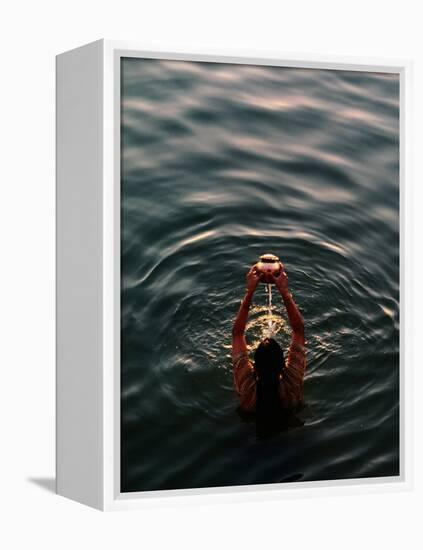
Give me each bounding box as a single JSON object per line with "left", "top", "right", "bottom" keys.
{"left": 56, "top": 40, "right": 412, "bottom": 510}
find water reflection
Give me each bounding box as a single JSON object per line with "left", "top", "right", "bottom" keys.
{"left": 121, "top": 58, "right": 399, "bottom": 492}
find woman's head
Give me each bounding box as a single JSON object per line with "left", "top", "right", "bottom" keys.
{"left": 254, "top": 338, "right": 285, "bottom": 382}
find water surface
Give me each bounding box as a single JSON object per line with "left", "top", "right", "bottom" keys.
{"left": 120, "top": 58, "right": 399, "bottom": 492}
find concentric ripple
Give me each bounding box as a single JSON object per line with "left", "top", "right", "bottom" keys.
{"left": 121, "top": 58, "right": 399, "bottom": 492}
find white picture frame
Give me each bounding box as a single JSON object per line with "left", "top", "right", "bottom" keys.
{"left": 56, "top": 39, "right": 412, "bottom": 511}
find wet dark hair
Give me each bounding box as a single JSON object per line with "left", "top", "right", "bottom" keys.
{"left": 254, "top": 338, "right": 285, "bottom": 382}
{"left": 254, "top": 338, "right": 286, "bottom": 435}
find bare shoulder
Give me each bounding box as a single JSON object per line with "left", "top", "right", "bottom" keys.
{"left": 233, "top": 351, "right": 255, "bottom": 386}
{"left": 281, "top": 338, "right": 306, "bottom": 407}
{"left": 287, "top": 338, "right": 306, "bottom": 370}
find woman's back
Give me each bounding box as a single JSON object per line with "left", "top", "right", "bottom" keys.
{"left": 232, "top": 337, "right": 306, "bottom": 414}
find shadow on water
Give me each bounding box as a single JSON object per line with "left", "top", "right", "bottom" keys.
{"left": 237, "top": 404, "right": 306, "bottom": 440}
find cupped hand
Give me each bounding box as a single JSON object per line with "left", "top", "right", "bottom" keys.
{"left": 270, "top": 264, "right": 289, "bottom": 292}
{"left": 246, "top": 265, "right": 261, "bottom": 293}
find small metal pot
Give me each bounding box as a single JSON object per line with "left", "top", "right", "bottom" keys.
{"left": 255, "top": 253, "right": 282, "bottom": 284}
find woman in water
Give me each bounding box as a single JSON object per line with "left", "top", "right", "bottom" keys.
{"left": 232, "top": 263, "right": 306, "bottom": 432}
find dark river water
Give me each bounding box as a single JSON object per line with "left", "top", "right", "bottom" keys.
{"left": 120, "top": 57, "right": 400, "bottom": 493}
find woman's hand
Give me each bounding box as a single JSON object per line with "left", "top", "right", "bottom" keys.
{"left": 271, "top": 264, "right": 289, "bottom": 293}
{"left": 246, "top": 266, "right": 261, "bottom": 294}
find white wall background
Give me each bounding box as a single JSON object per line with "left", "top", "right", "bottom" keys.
{"left": 0, "top": 0, "right": 421, "bottom": 548}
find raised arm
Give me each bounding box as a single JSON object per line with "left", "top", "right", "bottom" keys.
{"left": 271, "top": 266, "right": 304, "bottom": 347}
{"left": 269, "top": 264, "right": 306, "bottom": 405}
{"left": 231, "top": 266, "right": 260, "bottom": 358}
